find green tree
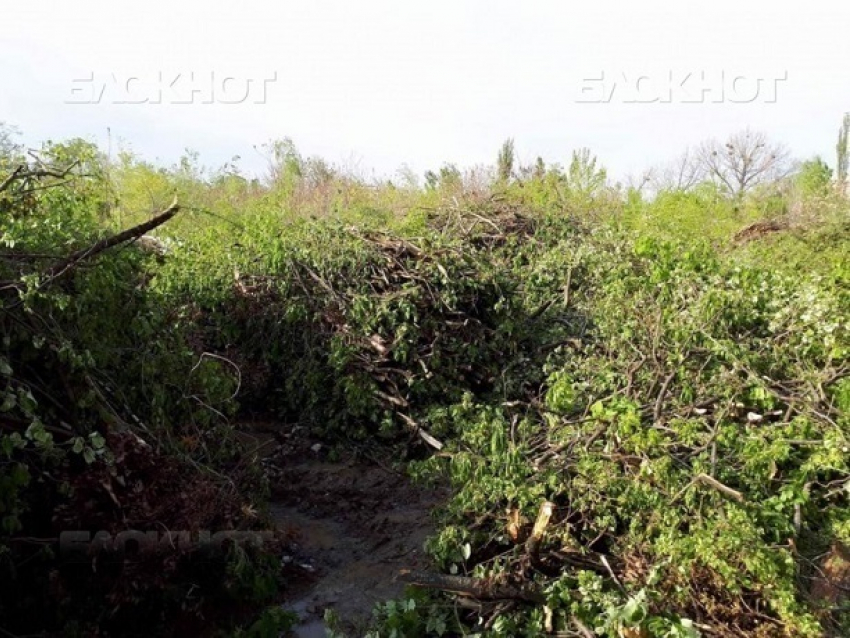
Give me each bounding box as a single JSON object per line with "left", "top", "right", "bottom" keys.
{"left": 837, "top": 112, "right": 849, "bottom": 186}
{"left": 796, "top": 156, "right": 833, "bottom": 197}
{"left": 496, "top": 138, "right": 515, "bottom": 183}
{"left": 533, "top": 156, "right": 546, "bottom": 180}
{"left": 260, "top": 138, "right": 303, "bottom": 187}
{"left": 566, "top": 147, "right": 606, "bottom": 197}
{"left": 424, "top": 163, "right": 462, "bottom": 191}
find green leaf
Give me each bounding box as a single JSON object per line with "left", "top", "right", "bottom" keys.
{"left": 0, "top": 392, "right": 16, "bottom": 412}
{"left": 89, "top": 432, "right": 105, "bottom": 450}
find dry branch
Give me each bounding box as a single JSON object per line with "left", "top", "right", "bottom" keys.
{"left": 672, "top": 473, "right": 745, "bottom": 504}
{"left": 653, "top": 370, "right": 677, "bottom": 423}
{"left": 398, "top": 412, "right": 443, "bottom": 450}
{"left": 0, "top": 160, "right": 82, "bottom": 195}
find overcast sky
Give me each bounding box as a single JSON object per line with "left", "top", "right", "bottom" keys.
{"left": 2, "top": 1, "right": 849, "bottom": 182}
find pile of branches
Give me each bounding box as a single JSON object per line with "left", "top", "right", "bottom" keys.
{"left": 219, "top": 211, "right": 546, "bottom": 443}
{"left": 397, "top": 229, "right": 850, "bottom": 636}
{"left": 166, "top": 197, "right": 848, "bottom": 635}
{"left": 425, "top": 196, "right": 539, "bottom": 250}
{"left": 1, "top": 159, "right": 276, "bottom": 636}
{"left": 318, "top": 228, "right": 511, "bottom": 445}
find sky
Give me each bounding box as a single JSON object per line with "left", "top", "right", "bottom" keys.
{"left": 1, "top": 1, "right": 849, "bottom": 183}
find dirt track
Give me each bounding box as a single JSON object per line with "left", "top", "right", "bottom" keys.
{"left": 242, "top": 425, "right": 447, "bottom": 636}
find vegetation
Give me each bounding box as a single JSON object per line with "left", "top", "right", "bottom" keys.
{"left": 1, "top": 121, "right": 848, "bottom": 637}
{"left": 837, "top": 114, "right": 849, "bottom": 187}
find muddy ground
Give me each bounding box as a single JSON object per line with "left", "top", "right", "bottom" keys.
{"left": 239, "top": 424, "right": 448, "bottom": 636}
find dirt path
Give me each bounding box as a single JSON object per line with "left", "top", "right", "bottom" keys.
{"left": 244, "top": 425, "right": 447, "bottom": 636}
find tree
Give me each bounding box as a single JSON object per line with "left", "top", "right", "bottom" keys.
{"left": 837, "top": 113, "right": 849, "bottom": 186}
{"left": 696, "top": 129, "right": 791, "bottom": 197}
{"left": 650, "top": 147, "right": 705, "bottom": 193}
{"left": 395, "top": 164, "right": 420, "bottom": 190}
{"left": 258, "top": 138, "right": 302, "bottom": 186}
{"left": 0, "top": 122, "right": 22, "bottom": 168}
{"left": 796, "top": 157, "right": 833, "bottom": 198}
{"left": 302, "top": 156, "right": 336, "bottom": 189}
{"left": 533, "top": 157, "right": 546, "bottom": 180}
{"left": 565, "top": 148, "right": 606, "bottom": 197}
{"left": 424, "top": 163, "right": 462, "bottom": 191}
{"left": 496, "top": 138, "right": 515, "bottom": 183}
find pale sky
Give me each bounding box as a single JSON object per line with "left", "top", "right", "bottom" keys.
{"left": 2, "top": 1, "right": 849, "bottom": 183}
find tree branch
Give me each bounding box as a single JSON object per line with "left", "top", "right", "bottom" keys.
{"left": 43, "top": 197, "right": 179, "bottom": 283}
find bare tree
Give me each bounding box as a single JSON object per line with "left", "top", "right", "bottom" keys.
{"left": 0, "top": 122, "right": 22, "bottom": 166}
{"left": 650, "top": 147, "right": 705, "bottom": 193}
{"left": 696, "top": 129, "right": 791, "bottom": 197}
{"left": 395, "top": 163, "right": 420, "bottom": 190}
{"left": 621, "top": 170, "right": 652, "bottom": 197}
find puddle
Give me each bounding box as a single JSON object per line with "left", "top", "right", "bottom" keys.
{"left": 286, "top": 599, "right": 328, "bottom": 638}
{"left": 290, "top": 620, "right": 327, "bottom": 638}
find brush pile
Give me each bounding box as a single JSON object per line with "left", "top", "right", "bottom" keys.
{"left": 0, "top": 154, "right": 276, "bottom": 636}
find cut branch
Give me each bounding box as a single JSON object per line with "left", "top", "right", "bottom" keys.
{"left": 398, "top": 412, "right": 443, "bottom": 450}
{"left": 0, "top": 160, "right": 82, "bottom": 194}
{"left": 525, "top": 501, "right": 554, "bottom": 564}
{"left": 672, "top": 473, "right": 745, "bottom": 504}
{"left": 43, "top": 197, "right": 179, "bottom": 283}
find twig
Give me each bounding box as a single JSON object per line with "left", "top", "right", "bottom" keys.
{"left": 571, "top": 616, "right": 595, "bottom": 638}
{"left": 672, "top": 473, "right": 745, "bottom": 504}
{"left": 187, "top": 352, "right": 242, "bottom": 401}
{"left": 653, "top": 370, "right": 677, "bottom": 423}
{"left": 689, "top": 402, "right": 731, "bottom": 458}
{"left": 600, "top": 554, "right": 625, "bottom": 593}
{"left": 0, "top": 160, "right": 81, "bottom": 194}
